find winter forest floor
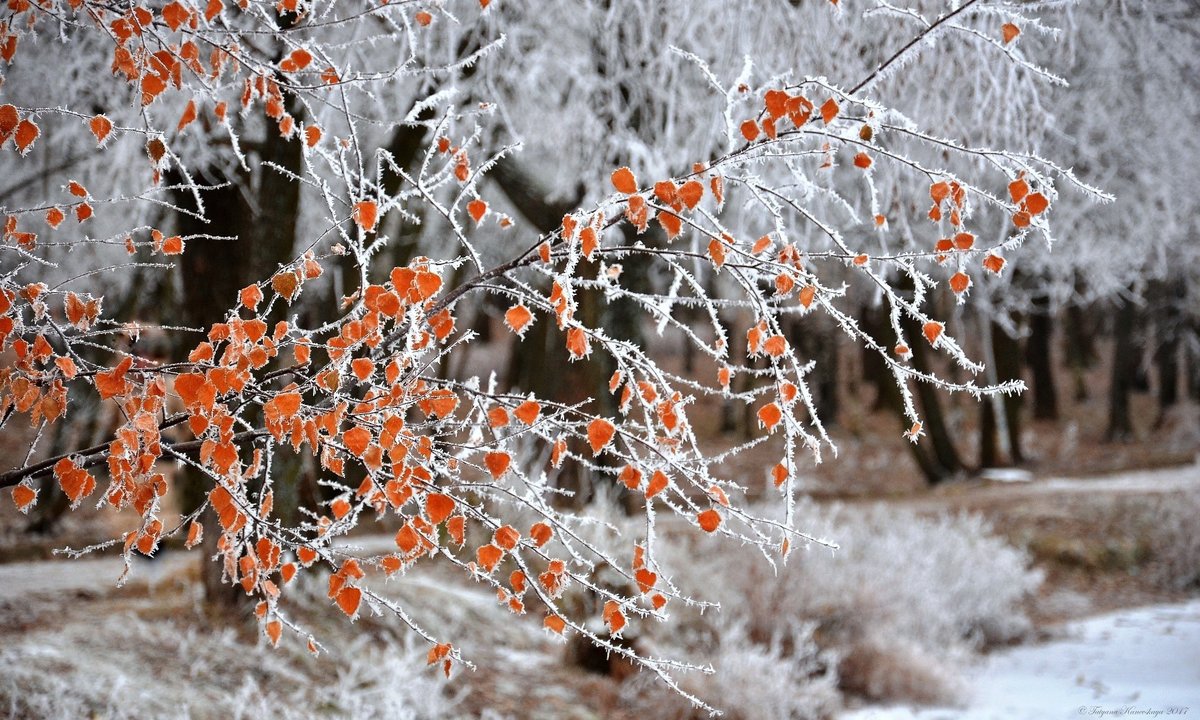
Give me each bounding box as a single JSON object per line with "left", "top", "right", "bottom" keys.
{"left": 2, "top": 455, "right": 1198, "bottom": 718}
{"left": 2, "top": 339, "right": 1199, "bottom": 719}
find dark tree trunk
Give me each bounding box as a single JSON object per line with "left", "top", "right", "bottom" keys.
{"left": 979, "top": 399, "right": 998, "bottom": 469}
{"left": 1154, "top": 278, "right": 1185, "bottom": 424}
{"left": 900, "top": 312, "right": 965, "bottom": 481}
{"left": 170, "top": 118, "right": 302, "bottom": 608}
{"left": 872, "top": 340, "right": 955, "bottom": 485}
{"left": 1107, "top": 296, "right": 1138, "bottom": 442}
{"left": 859, "top": 309, "right": 891, "bottom": 413}
{"left": 1189, "top": 319, "right": 1200, "bottom": 403}
{"left": 1026, "top": 295, "right": 1059, "bottom": 421}
{"left": 992, "top": 322, "right": 1024, "bottom": 464}
{"left": 790, "top": 315, "right": 839, "bottom": 427}
{"left": 859, "top": 295, "right": 964, "bottom": 485}
{"left": 1064, "top": 301, "right": 1097, "bottom": 402}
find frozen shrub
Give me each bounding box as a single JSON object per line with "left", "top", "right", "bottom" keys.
{"left": 0, "top": 613, "right": 456, "bottom": 719}
{"left": 653, "top": 500, "right": 1040, "bottom": 704}
{"left": 627, "top": 623, "right": 839, "bottom": 720}
{"left": 1149, "top": 486, "right": 1200, "bottom": 591}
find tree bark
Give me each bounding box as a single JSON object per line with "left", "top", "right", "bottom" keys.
{"left": 1064, "top": 300, "right": 1097, "bottom": 402}
{"left": 1153, "top": 278, "right": 1185, "bottom": 425}
{"left": 1107, "top": 295, "right": 1138, "bottom": 442}
{"left": 1026, "top": 294, "right": 1059, "bottom": 421}
{"left": 900, "top": 312, "right": 965, "bottom": 481}
{"left": 992, "top": 322, "right": 1024, "bottom": 464}
{"left": 170, "top": 119, "right": 302, "bottom": 608}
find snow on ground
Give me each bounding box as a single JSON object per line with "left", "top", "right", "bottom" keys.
{"left": 842, "top": 600, "right": 1200, "bottom": 720}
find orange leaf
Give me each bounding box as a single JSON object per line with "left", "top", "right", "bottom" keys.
{"left": 708, "top": 238, "right": 726, "bottom": 268}
{"left": 240, "top": 284, "right": 263, "bottom": 311}
{"left": 335, "top": 586, "right": 362, "bottom": 617}
{"left": 429, "top": 309, "right": 455, "bottom": 341}
{"left": 185, "top": 520, "right": 203, "bottom": 548}
{"left": 772, "top": 463, "right": 789, "bottom": 488}
{"left": 494, "top": 525, "right": 520, "bottom": 550}
{"left": 467, "top": 199, "right": 487, "bottom": 224}
{"left": 635, "top": 568, "right": 657, "bottom": 594}
{"left": 1008, "top": 178, "right": 1029, "bottom": 203}
{"left": 949, "top": 272, "right": 971, "bottom": 294}
{"left": 765, "top": 89, "right": 789, "bottom": 119}
{"left": 426, "top": 492, "right": 455, "bottom": 524}
{"left": 983, "top": 254, "right": 1006, "bottom": 275}
{"left": 331, "top": 497, "right": 350, "bottom": 519}
{"left": 504, "top": 304, "right": 533, "bottom": 336}
{"left": 1002, "top": 22, "right": 1020, "bottom": 44}
{"left": 415, "top": 10, "right": 432, "bottom": 25}
{"left": 280, "top": 48, "right": 313, "bottom": 73}
{"left": 566, "top": 327, "right": 590, "bottom": 359}
{"left": 448, "top": 515, "right": 465, "bottom": 545}
{"left": 757, "top": 402, "right": 783, "bottom": 431}
{"left": 177, "top": 99, "right": 197, "bottom": 132}
{"left": 89, "top": 115, "right": 113, "bottom": 145}
{"left": 514, "top": 400, "right": 540, "bottom": 425}
{"left": 740, "top": 119, "right": 760, "bottom": 142}
{"left": 162, "top": 1, "right": 189, "bottom": 30}
{"left": 265, "top": 619, "right": 282, "bottom": 646}
{"left": 1025, "top": 192, "right": 1049, "bottom": 215}
{"left": 853, "top": 152, "right": 872, "bottom": 169}
{"left": 819, "top": 98, "right": 839, "bottom": 124}
{"left": 646, "top": 470, "right": 668, "bottom": 498}
{"left": 604, "top": 601, "right": 626, "bottom": 634}
{"left": 529, "top": 522, "right": 553, "bottom": 547}
{"left": 161, "top": 235, "right": 185, "bottom": 254}
{"left": 11, "top": 484, "right": 36, "bottom": 512}
{"left": 610, "top": 167, "right": 637, "bottom": 194}
{"left": 476, "top": 544, "right": 503, "bottom": 572}
{"left": 923, "top": 321, "right": 944, "bottom": 345}
{"left": 45, "top": 208, "right": 64, "bottom": 228}
{"left": 763, "top": 335, "right": 788, "bottom": 358}
{"left": 658, "top": 211, "right": 682, "bottom": 239}
{"left": 678, "top": 180, "right": 703, "bottom": 210}
{"left": 174, "top": 373, "right": 206, "bottom": 407}
{"left": 304, "top": 125, "right": 322, "bottom": 148}
{"left": 544, "top": 614, "right": 566, "bottom": 634}
{"left": 483, "top": 451, "right": 510, "bottom": 479}
{"left": 14, "top": 119, "right": 39, "bottom": 155}
{"left": 930, "top": 181, "right": 951, "bottom": 203}
{"left": 95, "top": 356, "right": 132, "bottom": 399}
{"left": 587, "top": 418, "right": 615, "bottom": 455}
{"left": 698, "top": 508, "right": 721, "bottom": 532}
{"left": 353, "top": 200, "right": 378, "bottom": 233}
{"left": 343, "top": 426, "right": 371, "bottom": 457}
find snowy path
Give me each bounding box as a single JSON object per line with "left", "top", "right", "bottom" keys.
{"left": 843, "top": 600, "right": 1200, "bottom": 720}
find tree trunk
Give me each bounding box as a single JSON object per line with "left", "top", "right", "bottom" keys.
{"left": 1026, "top": 295, "right": 1059, "bottom": 421}
{"left": 1064, "top": 301, "right": 1096, "bottom": 401}
{"left": 901, "top": 313, "right": 965, "bottom": 481}
{"left": 790, "top": 315, "right": 839, "bottom": 427}
{"left": 1107, "top": 296, "right": 1138, "bottom": 442}
{"left": 992, "top": 322, "right": 1024, "bottom": 464}
{"left": 1154, "top": 278, "right": 1185, "bottom": 425}
{"left": 171, "top": 120, "right": 302, "bottom": 607}
{"left": 860, "top": 308, "right": 893, "bottom": 413}
{"left": 979, "top": 399, "right": 998, "bottom": 469}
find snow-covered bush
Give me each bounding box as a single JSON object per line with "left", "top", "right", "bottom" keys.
{"left": 654, "top": 501, "right": 1040, "bottom": 703}
{"left": 628, "top": 622, "right": 839, "bottom": 720}
{"left": 0, "top": 613, "right": 457, "bottom": 719}
{"left": 1150, "top": 486, "right": 1200, "bottom": 591}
